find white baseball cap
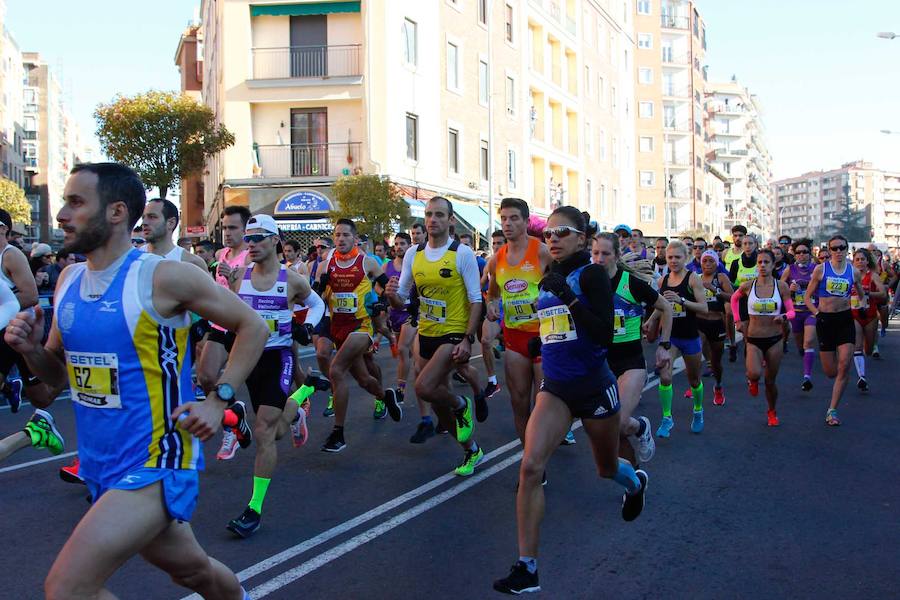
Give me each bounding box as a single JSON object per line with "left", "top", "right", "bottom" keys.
{"left": 246, "top": 214, "right": 279, "bottom": 235}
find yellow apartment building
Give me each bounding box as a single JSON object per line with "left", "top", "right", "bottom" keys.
{"left": 196, "top": 0, "right": 636, "bottom": 246}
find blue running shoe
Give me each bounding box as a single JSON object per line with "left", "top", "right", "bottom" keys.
{"left": 656, "top": 416, "right": 674, "bottom": 438}
{"left": 560, "top": 429, "right": 576, "bottom": 446}
{"left": 8, "top": 377, "right": 22, "bottom": 413}
{"left": 691, "top": 409, "right": 704, "bottom": 433}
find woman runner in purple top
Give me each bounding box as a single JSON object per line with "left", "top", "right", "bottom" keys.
{"left": 781, "top": 238, "right": 817, "bottom": 391}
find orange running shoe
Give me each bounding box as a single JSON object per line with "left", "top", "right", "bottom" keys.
{"left": 59, "top": 457, "right": 85, "bottom": 485}
{"left": 766, "top": 409, "right": 779, "bottom": 427}
{"left": 748, "top": 380, "right": 759, "bottom": 397}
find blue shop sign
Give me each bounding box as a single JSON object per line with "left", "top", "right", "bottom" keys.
{"left": 274, "top": 190, "right": 333, "bottom": 215}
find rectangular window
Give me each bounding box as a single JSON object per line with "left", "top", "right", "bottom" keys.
{"left": 640, "top": 205, "right": 656, "bottom": 222}
{"left": 402, "top": 18, "right": 417, "bottom": 66}
{"left": 638, "top": 67, "right": 653, "bottom": 84}
{"left": 611, "top": 85, "right": 617, "bottom": 114}
{"left": 586, "top": 178, "right": 592, "bottom": 207}
{"left": 505, "top": 76, "right": 516, "bottom": 114}
{"left": 640, "top": 170, "right": 655, "bottom": 188}
{"left": 639, "top": 136, "right": 653, "bottom": 152}
{"left": 480, "top": 140, "right": 490, "bottom": 181}
{"left": 508, "top": 149, "right": 517, "bottom": 187}
{"left": 448, "top": 128, "right": 460, "bottom": 174}
{"left": 612, "top": 137, "right": 619, "bottom": 167}
{"left": 505, "top": 4, "right": 514, "bottom": 42}
{"left": 447, "top": 42, "right": 459, "bottom": 90}
{"left": 599, "top": 184, "right": 607, "bottom": 214}
{"left": 597, "top": 75, "right": 605, "bottom": 105}
{"left": 584, "top": 65, "right": 591, "bottom": 97}
{"left": 406, "top": 113, "right": 418, "bottom": 161}
{"left": 637, "top": 0, "right": 651, "bottom": 15}
{"left": 637, "top": 33, "right": 652, "bottom": 49}
{"left": 478, "top": 0, "right": 487, "bottom": 24}
{"left": 585, "top": 122, "right": 592, "bottom": 155}
{"left": 479, "top": 59, "right": 489, "bottom": 105}
{"left": 639, "top": 101, "right": 653, "bottom": 118}
{"left": 599, "top": 130, "right": 607, "bottom": 160}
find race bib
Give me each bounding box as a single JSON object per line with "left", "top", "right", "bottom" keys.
{"left": 332, "top": 292, "right": 359, "bottom": 314}
{"left": 704, "top": 287, "right": 716, "bottom": 302}
{"left": 739, "top": 269, "right": 758, "bottom": 283}
{"left": 507, "top": 298, "right": 537, "bottom": 324}
{"left": 850, "top": 294, "right": 866, "bottom": 310}
{"left": 672, "top": 301, "right": 686, "bottom": 318}
{"left": 752, "top": 299, "right": 777, "bottom": 314}
{"left": 422, "top": 296, "right": 448, "bottom": 323}
{"left": 66, "top": 351, "right": 121, "bottom": 409}
{"left": 613, "top": 309, "right": 626, "bottom": 336}
{"left": 825, "top": 277, "right": 849, "bottom": 296}
{"left": 793, "top": 291, "right": 805, "bottom": 307}
{"left": 538, "top": 305, "right": 577, "bottom": 344}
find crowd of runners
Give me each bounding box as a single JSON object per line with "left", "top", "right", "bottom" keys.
{"left": 1, "top": 163, "right": 898, "bottom": 598}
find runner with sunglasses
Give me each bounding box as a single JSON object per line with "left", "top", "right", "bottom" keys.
{"left": 804, "top": 235, "right": 865, "bottom": 426}
{"left": 593, "top": 232, "right": 671, "bottom": 467}
{"left": 493, "top": 208, "right": 647, "bottom": 595}
{"left": 850, "top": 248, "right": 885, "bottom": 393}
{"left": 730, "top": 249, "right": 795, "bottom": 426}
{"left": 781, "top": 239, "right": 818, "bottom": 391}
{"left": 696, "top": 249, "right": 733, "bottom": 406}
{"left": 723, "top": 225, "right": 748, "bottom": 362}
{"left": 648, "top": 240, "right": 709, "bottom": 437}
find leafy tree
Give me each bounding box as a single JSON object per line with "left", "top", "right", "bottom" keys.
{"left": 95, "top": 91, "right": 234, "bottom": 199}
{"left": 0, "top": 178, "right": 32, "bottom": 224}
{"left": 831, "top": 184, "right": 872, "bottom": 242}
{"left": 329, "top": 175, "right": 411, "bottom": 241}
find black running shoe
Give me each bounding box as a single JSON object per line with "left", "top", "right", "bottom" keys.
{"left": 857, "top": 377, "right": 869, "bottom": 392}
{"left": 801, "top": 378, "right": 813, "bottom": 392}
{"left": 321, "top": 428, "right": 346, "bottom": 452}
{"left": 304, "top": 370, "right": 332, "bottom": 392}
{"left": 483, "top": 381, "right": 501, "bottom": 398}
{"left": 452, "top": 371, "right": 467, "bottom": 384}
{"left": 230, "top": 401, "right": 253, "bottom": 449}
{"left": 493, "top": 561, "right": 540, "bottom": 594}
{"left": 475, "top": 392, "right": 489, "bottom": 423}
{"left": 728, "top": 346, "right": 737, "bottom": 362}
{"left": 409, "top": 420, "right": 435, "bottom": 444}
{"left": 383, "top": 388, "right": 402, "bottom": 422}
{"left": 621, "top": 470, "right": 648, "bottom": 522}
{"left": 227, "top": 507, "right": 261, "bottom": 539}
{"left": 397, "top": 388, "right": 405, "bottom": 404}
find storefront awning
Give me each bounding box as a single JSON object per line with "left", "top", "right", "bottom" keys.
{"left": 405, "top": 198, "right": 425, "bottom": 219}
{"left": 274, "top": 218, "right": 332, "bottom": 232}
{"left": 251, "top": 2, "right": 361, "bottom": 17}
{"left": 450, "top": 200, "right": 502, "bottom": 237}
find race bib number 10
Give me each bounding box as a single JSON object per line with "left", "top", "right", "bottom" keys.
{"left": 66, "top": 351, "right": 122, "bottom": 409}
{"left": 507, "top": 298, "right": 537, "bottom": 324}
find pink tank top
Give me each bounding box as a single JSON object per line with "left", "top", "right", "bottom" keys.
{"left": 211, "top": 247, "right": 250, "bottom": 331}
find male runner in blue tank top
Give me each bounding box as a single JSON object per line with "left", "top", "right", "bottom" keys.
{"left": 5, "top": 163, "right": 269, "bottom": 600}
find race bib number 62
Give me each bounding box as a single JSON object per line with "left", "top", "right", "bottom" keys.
{"left": 66, "top": 351, "right": 122, "bottom": 409}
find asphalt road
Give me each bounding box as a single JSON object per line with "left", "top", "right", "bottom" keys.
{"left": 2, "top": 324, "right": 899, "bottom": 599}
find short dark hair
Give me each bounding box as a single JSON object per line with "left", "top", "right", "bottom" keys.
{"left": 731, "top": 225, "right": 748, "bottom": 235}
{"left": 828, "top": 234, "right": 848, "bottom": 245}
{"left": 374, "top": 241, "right": 386, "bottom": 250}
{"left": 655, "top": 236, "right": 669, "bottom": 244}
{"left": 223, "top": 205, "right": 251, "bottom": 226}
{"left": 193, "top": 240, "right": 215, "bottom": 252}
{"left": 632, "top": 228, "right": 644, "bottom": 237}
{"left": 148, "top": 198, "right": 180, "bottom": 229}
{"left": 758, "top": 248, "right": 776, "bottom": 263}
{"left": 394, "top": 232, "right": 412, "bottom": 244}
{"left": 335, "top": 218, "right": 357, "bottom": 234}
{"left": 491, "top": 230, "right": 506, "bottom": 239}
{"left": 283, "top": 240, "right": 302, "bottom": 252}
{"left": 411, "top": 222, "right": 425, "bottom": 233}
{"left": 779, "top": 235, "right": 792, "bottom": 244}
{"left": 56, "top": 249, "right": 71, "bottom": 261}
{"left": 459, "top": 233, "right": 473, "bottom": 242}
{"left": 793, "top": 238, "right": 813, "bottom": 252}
{"left": 499, "top": 197, "right": 529, "bottom": 220}
{"left": 694, "top": 237, "right": 707, "bottom": 244}
{"left": 70, "top": 162, "right": 146, "bottom": 228}
{"left": 427, "top": 196, "right": 453, "bottom": 216}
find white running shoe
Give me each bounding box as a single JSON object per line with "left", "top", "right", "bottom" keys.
{"left": 628, "top": 416, "right": 656, "bottom": 463}
{"left": 217, "top": 429, "right": 239, "bottom": 460}
{"left": 291, "top": 406, "right": 309, "bottom": 447}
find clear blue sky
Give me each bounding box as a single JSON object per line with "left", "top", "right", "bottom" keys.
{"left": 7, "top": 1, "right": 900, "bottom": 180}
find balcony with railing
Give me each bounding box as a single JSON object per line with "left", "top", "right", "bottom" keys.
{"left": 251, "top": 45, "right": 362, "bottom": 81}
{"left": 662, "top": 85, "right": 690, "bottom": 98}
{"left": 661, "top": 52, "right": 689, "bottom": 66}
{"left": 663, "top": 119, "right": 691, "bottom": 133}
{"left": 23, "top": 130, "right": 37, "bottom": 140}
{"left": 253, "top": 142, "right": 361, "bottom": 179}
{"left": 661, "top": 15, "right": 690, "bottom": 30}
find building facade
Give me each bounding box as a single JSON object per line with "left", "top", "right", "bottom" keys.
{"left": 632, "top": 0, "right": 708, "bottom": 237}
{"left": 196, "top": 0, "right": 637, "bottom": 247}
{"left": 706, "top": 77, "right": 773, "bottom": 239}
{"left": 772, "top": 160, "right": 900, "bottom": 251}
{"left": 174, "top": 23, "right": 206, "bottom": 239}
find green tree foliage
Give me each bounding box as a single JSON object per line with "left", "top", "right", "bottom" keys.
{"left": 0, "top": 178, "right": 32, "bottom": 224}
{"left": 95, "top": 91, "right": 234, "bottom": 198}
{"left": 830, "top": 184, "right": 872, "bottom": 242}
{"left": 329, "top": 175, "right": 412, "bottom": 240}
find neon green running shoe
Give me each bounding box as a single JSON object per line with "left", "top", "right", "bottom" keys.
{"left": 24, "top": 409, "right": 64, "bottom": 455}
{"left": 373, "top": 398, "right": 387, "bottom": 420}
{"left": 454, "top": 446, "right": 484, "bottom": 477}
{"left": 453, "top": 396, "right": 474, "bottom": 443}
{"left": 322, "top": 395, "right": 335, "bottom": 417}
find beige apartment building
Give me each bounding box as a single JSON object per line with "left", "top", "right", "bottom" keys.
{"left": 195, "top": 0, "right": 636, "bottom": 246}
{"left": 632, "top": 0, "right": 708, "bottom": 237}
{"left": 772, "top": 160, "right": 900, "bottom": 251}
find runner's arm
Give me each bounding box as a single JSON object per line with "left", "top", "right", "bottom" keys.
{"left": 457, "top": 246, "right": 484, "bottom": 339}
{"left": 485, "top": 254, "right": 502, "bottom": 321}
{"left": 568, "top": 264, "right": 614, "bottom": 345}
{"left": 386, "top": 247, "right": 415, "bottom": 309}
{"left": 685, "top": 273, "right": 709, "bottom": 314}
{"left": 0, "top": 282, "right": 18, "bottom": 330}
{"left": 717, "top": 273, "right": 735, "bottom": 298}
{"left": 289, "top": 269, "right": 324, "bottom": 327}
{"left": 5, "top": 249, "right": 37, "bottom": 309}
{"left": 184, "top": 251, "right": 212, "bottom": 275}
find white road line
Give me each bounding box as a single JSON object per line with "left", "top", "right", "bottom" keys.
{"left": 0, "top": 393, "right": 71, "bottom": 412}
{"left": 184, "top": 359, "right": 687, "bottom": 599}
{"left": 250, "top": 451, "right": 526, "bottom": 598}
{"left": 0, "top": 451, "right": 77, "bottom": 474}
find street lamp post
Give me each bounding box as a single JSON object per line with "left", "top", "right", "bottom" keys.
{"left": 877, "top": 32, "right": 897, "bottom": 39}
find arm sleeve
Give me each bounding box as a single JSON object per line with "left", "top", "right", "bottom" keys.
{"left": 300, "top": 289, "right": 325, "bottom": 327}
{"left": 396, "top": 247, "right": 417, "bottom": 301}
{"left": 0, "top": 283, "right": 19, "bottom": 330}
{"left": 456, "top": 245, "right": 484, "bottom": 303}
{"left": 783, "top": 295, "right": 796, "bottom": 320}
{"left": 628, "top": 274, "right": 659, "bottom": 306}
{"left": 729, "top": 260, "right": 739, "bottom": 282}
{"left": 730, "top": 287, "right": 744, "bottom": 316}
{"left": 572, "top": 265, "right": 614, "bottom": 345}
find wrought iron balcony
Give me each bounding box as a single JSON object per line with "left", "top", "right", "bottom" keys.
{"left": 253, "top": 142, "right": 361, "bottom": 179}
{"left": 251, "top": 45, "right": 362, "bottom": 80}
{"left": 661, "top": 15, "right": 690, "bottom": 29}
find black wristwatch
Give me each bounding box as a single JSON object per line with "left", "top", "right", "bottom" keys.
{"left": 659, "top": 341, "right": 672, "bottom": 350}
{"left": 215, "top": 383, "right": 235, "bottom": 405}
{"left": 465, "top": 333, "right": 476, "bottom": 344}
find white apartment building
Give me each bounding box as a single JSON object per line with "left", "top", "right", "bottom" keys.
{"left": 772, "top": 160, "right": 900, "bottom": 250}
{"left": 706, "top": 77, "right": 773, "bottom": 239}
{"left": 1, "top": 25, "right": 27, "bottom": 193}
{"left": 197, "top": 0, "right": 636, "bottom": 247}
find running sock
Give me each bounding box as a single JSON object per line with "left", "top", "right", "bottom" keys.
{"left": 289, "top": 384, "right": 315, "bottom": 406}
{"left": 518, "top": 557, "right": 538, "bottom": 574}
{"left": 488, "top": 375, "right": 498, "bottom": 385}
{"left": 658, "top": 383, "right": 673, "bottom": 417}
{"left": 803, "top": 349, "right": 815, "bottom": 378}
{"left": 853, "top": 351, "right": 865, "bottom": 378}
{"left": 612, "top": 458, "right": 641, "bottom": 495}
{"left": 222, "top": 409, "right": 238, "bottom": 428}
{"left": 248, "top": 476, "right": 271, "bottom": 514}
{"left": 691, "top": 382, "right": 704, "bottom": 412}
